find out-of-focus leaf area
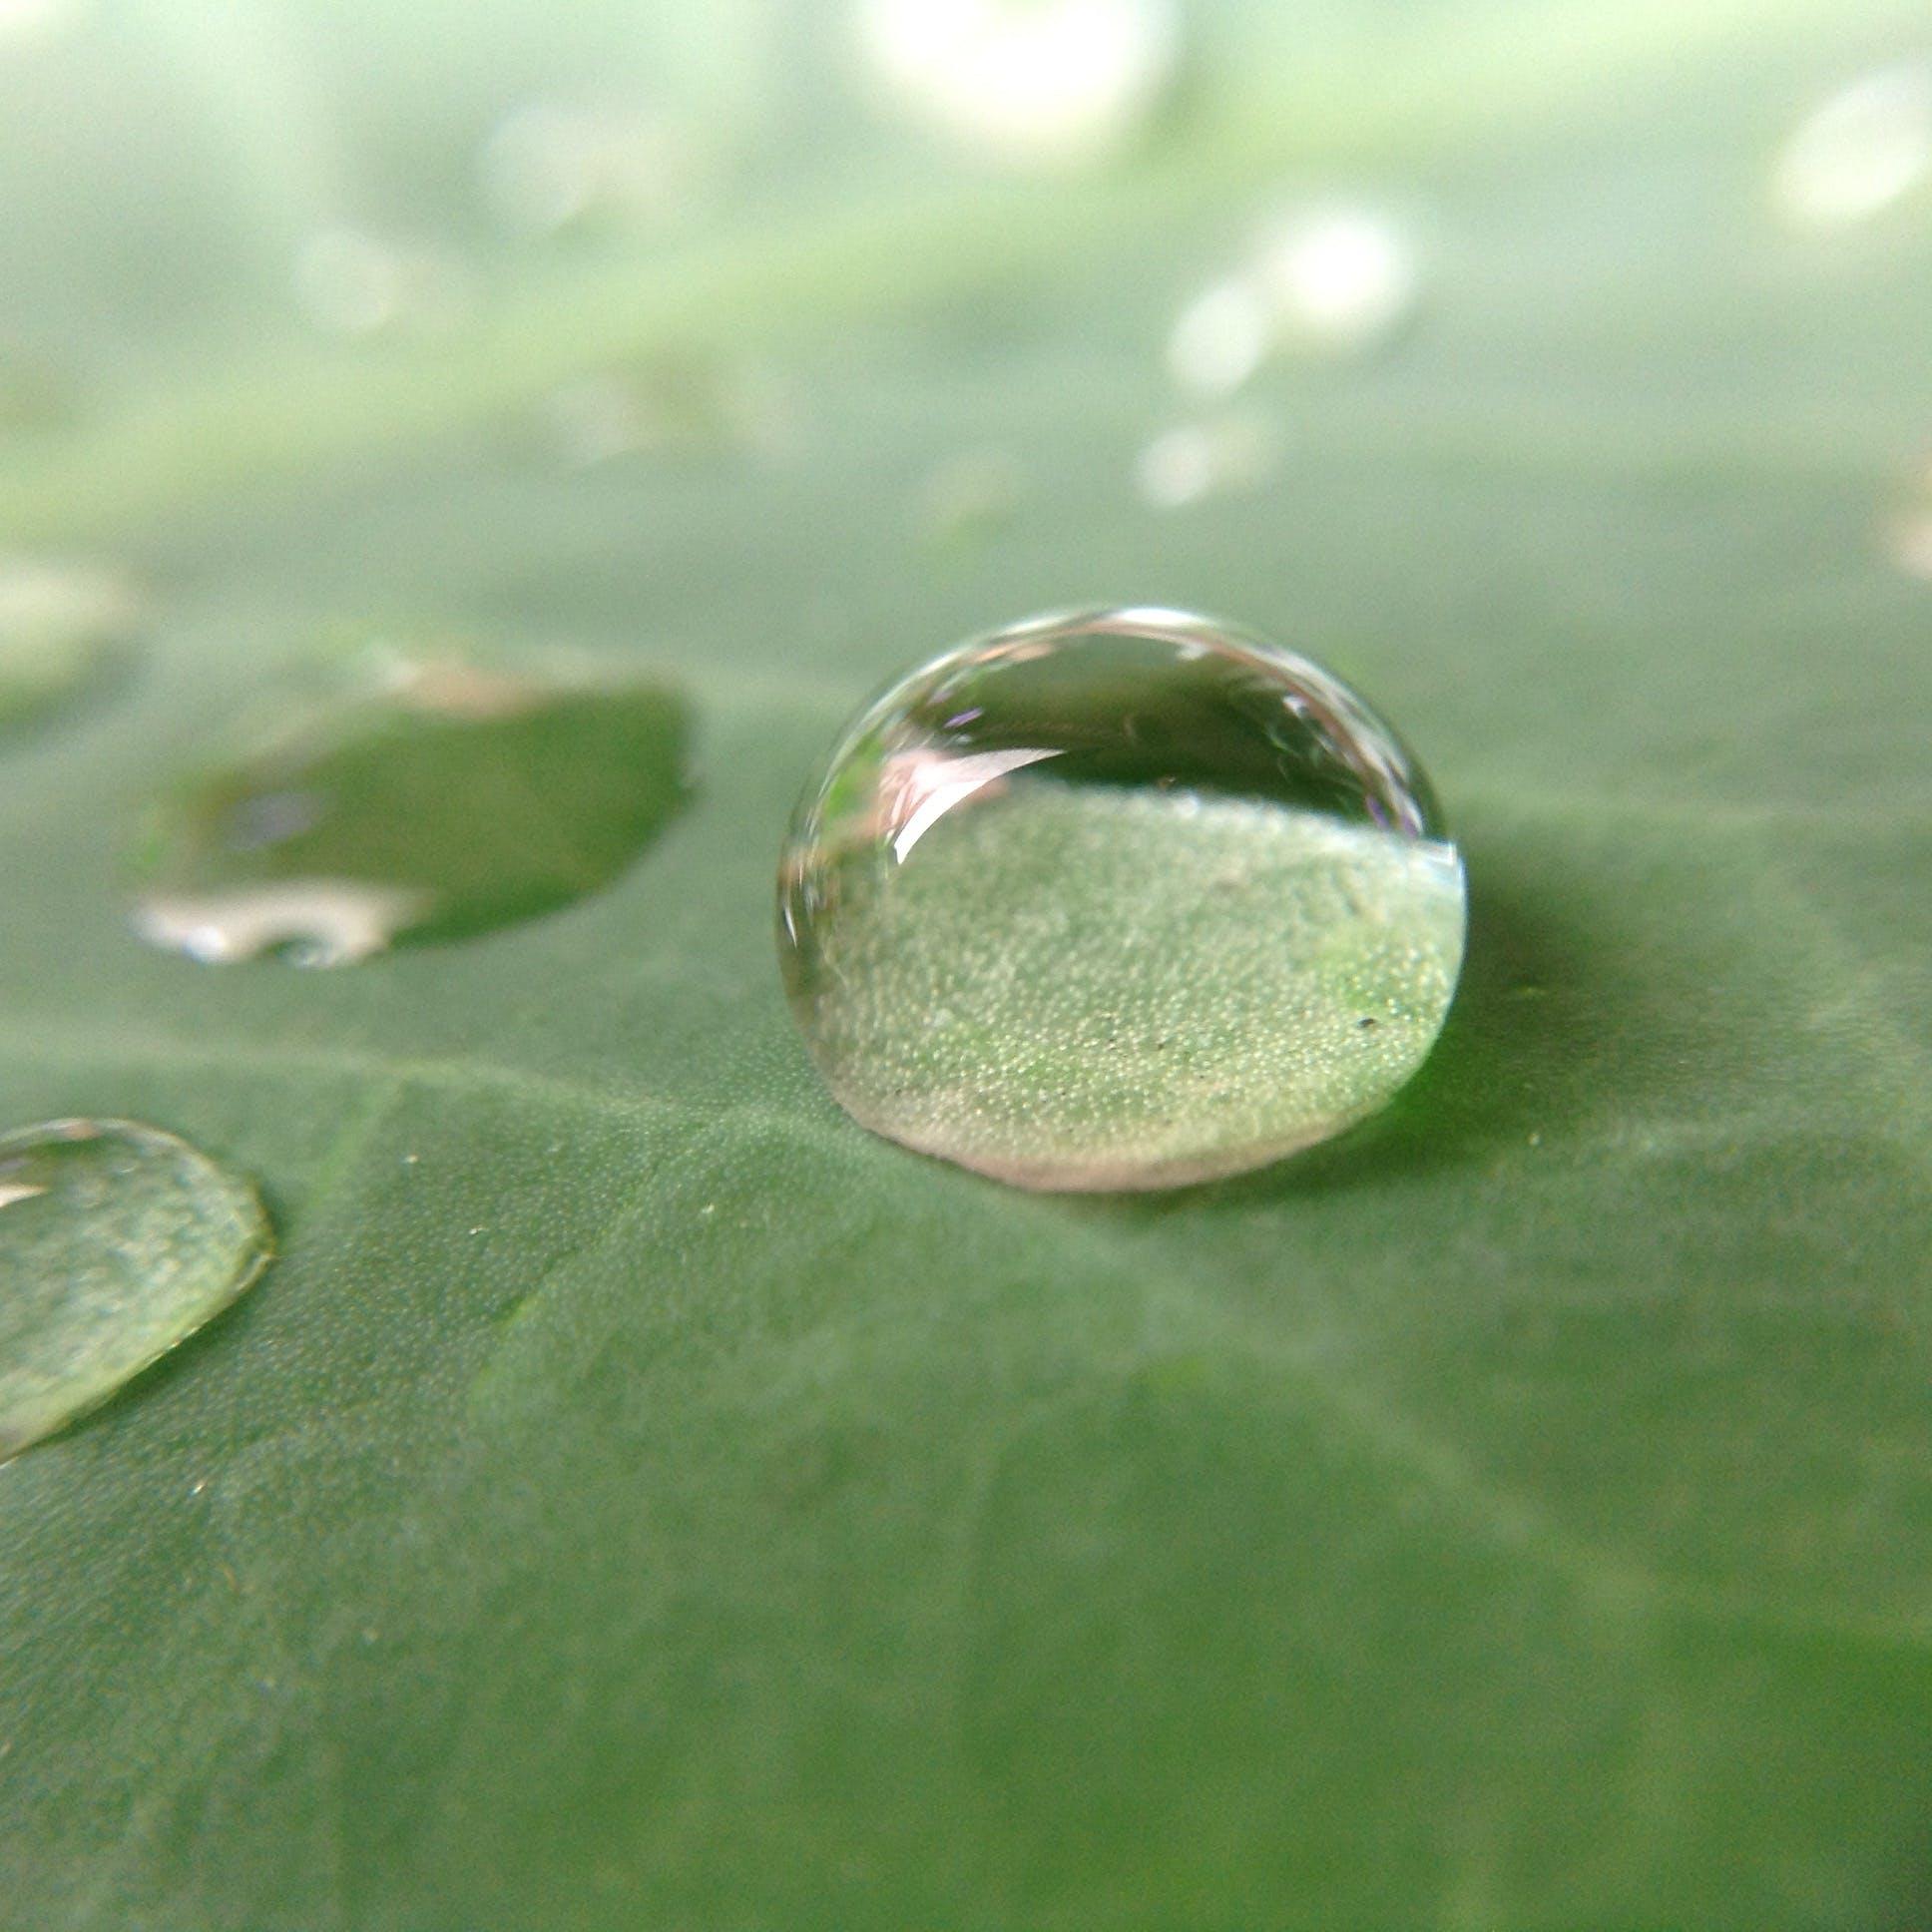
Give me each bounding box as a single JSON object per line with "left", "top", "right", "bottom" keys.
{"left": 1, "top": 0, "right": 1930, "bottom": 1925}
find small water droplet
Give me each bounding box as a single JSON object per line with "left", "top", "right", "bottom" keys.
{"left": 479, "top": 99, "right": 711, "bottom": 237}
{"left": 0, "top": 348, "right": 78, "bottom": 434}
{"left": 1166, "top": 204, "right": 1421, "bottom": 389}
{"left": 1883, "top": 463, "right": 1932, "bottom": 580}
{"left": 776, "top": 607, "right": 1465, "bottom": 1191}
{"left": 1134, "top": 409, "right": 1282, "bottom": 509}
{"left": 856, "top": 0, "right": 1178, "bottom": 170}
{"left": 1251, "top": 205, "right": 1419, "bottom": 354}
{"left": 0, "top": 0, "right": 73, "bottom": 45}
{"left": 917, "top": 446, "right": 1027, "bottom": 549}
{"left": 533, "top": 356, "right": 791, "bottom": 469}
{"left": 1166, "top": 275, "right": 1271, "bottom": 397}
{"left": 0, "top": 556, "right": 143, "bottom": 732}
{"left": 292, "top": 229, "right": 473, "bottom": 339}
{"left": 0, "top": 1120, "right": 271, "bottom": 1459}
{"left": 132, "top": 651, "right": 691, "bottom": 964}
{"left": 1774, "top": 62, "right": 1932, "bottom": 228}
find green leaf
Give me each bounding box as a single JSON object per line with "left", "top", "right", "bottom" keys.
{"left": 2, "top": 1, "right": 1930, "bottom": 1926}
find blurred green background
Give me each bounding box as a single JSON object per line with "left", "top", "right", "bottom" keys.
{"left": 2, "top": 0, "right": 1932, "bottom": 1926}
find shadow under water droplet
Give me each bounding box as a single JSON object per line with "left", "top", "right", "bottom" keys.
{"left": 1092, "top": 860, "right": 1592, "bottom": 1213}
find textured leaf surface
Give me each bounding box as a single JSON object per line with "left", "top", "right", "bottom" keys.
{"left": 1, "top": 2, "right": 1930, "bottom": 1926}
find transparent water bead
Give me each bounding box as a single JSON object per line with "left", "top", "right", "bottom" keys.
{"left": 0, "top": 1120, "right": 271, "bottom": 1459}
{"left": 133, "top": 650, "right": 690, "bottom": 964}
{"left": 777, "top": 608, "right": 1465, "bottom": 1191}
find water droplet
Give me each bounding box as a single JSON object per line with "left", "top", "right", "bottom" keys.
{"left": 0, "top": 0, "right": 73, "bottom": 45}
{"left": 480, "top": 99, "right": 710, "bottom": 237}
{"left": 777, "top": 607, "right": 1465, "bottom": 1190}
{"left": 0, "top": 348, "right": 78, "bottom": 434}
{"left": 292, "top": 229, "right": 473, "bottom": 339}
{"left": 1134, "top": 409, "right": 1282, "bottom": 509}
{"left": 132, "top": 652, "right": 691, "bottom": 964}
{"left": 1883, "top": 462, "right": 1932, "bottom": 580}
{"left": 1774, "top": 62, "right": 1932, "bottom": 228}
{"left": 1166, "top": 276, "right": 1271, "bottom": 397}
{"left": 1166, "top": 205, "right": 1421, "bottom": 388}
{"left": 856, "top": 0, "right": 1178, "bottom": 170}
{"left": 533, "top": 356, "right": 792, "bottom": 469}
{"left": 917, "top": 446, "right": 1027, "bottom": 549}
{"left": 1250, "top": 205, "right": 1419, "bottom": 354}
{"left": 0, "top": 556, "right": 142, "bottom": 732}
{"left": 0, "top": 1120, "right": 271, "bottom": 1460}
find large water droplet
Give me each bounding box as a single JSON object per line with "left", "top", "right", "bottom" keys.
{"left": 778, "top": 608, "right": 1465, "bottom": 1191}
{"left": 0, "top": 556, "right": 142, "bottom": 732}
{"left": 133, "top": 653, "right": 691, "bottom": 964}
{"left": 0, "top": 1119, "right": 271, "bottom": 1460}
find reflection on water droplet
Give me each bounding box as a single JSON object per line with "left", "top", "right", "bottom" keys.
{"left": 0, "top": 556, "right": 143, "bottom": 732}
{"left": 856, "top": 0, "right": 1177, "bottom": 170}
{"left": 293, "top": 229, "right": 473, "bottom": 338}
{"left": 133, "top": 653, "right": 691, "bottom": 964}
{"left": 134, "top": 880, "right": 434, "bottom": 967}
{"left": 480, "top": 99, "right": 709, "bottom": 236}
{"left": 1775, "top": 62, "right": 1932, "bottom": 228}
{"left": 1134, "top": 410, "right": 1281, "bottom": 509}
{"left": 0, "top": 1119, "right": 270, "bottom": 1460}
{"left": 777, "top": 607, "right": 1465, "bottom": 1190}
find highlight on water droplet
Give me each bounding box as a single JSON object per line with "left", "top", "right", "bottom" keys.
{"left": 1774, "top": 61, "right": 1932, "bottom": 229}
{"left": 1134, "top": 409, "right": 1282, "bottom": 509}
{"left": 776, "top": 607, "right": 1466, "bottom": 1191}
{"left": 0, "top": 1119, "right": 271, "bottom": 1460}
{"left": 0, "top": 555, "right": 143, "bottom": 732}
{"left": 854, "top": 0, "right": 1178, "bottom": 170}
{"left": 131, "top": 645, "right": 692, "bottom": 965}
